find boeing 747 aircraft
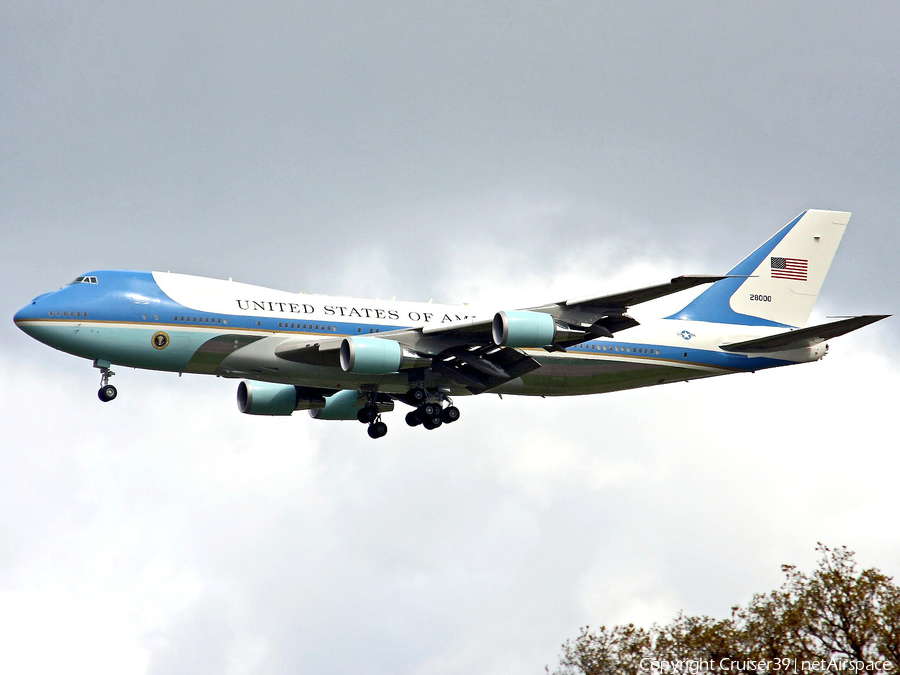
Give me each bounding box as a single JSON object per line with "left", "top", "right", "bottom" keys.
{"left": 14, "top": 210, "right": 888, "bottom": 438}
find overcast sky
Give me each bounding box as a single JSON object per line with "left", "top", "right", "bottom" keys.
{"left": 2, "top": 2, "right": 898, "bottom": 674}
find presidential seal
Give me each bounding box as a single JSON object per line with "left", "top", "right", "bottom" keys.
{"left": 151, "top": 331, "right": 170, "bottom": 350}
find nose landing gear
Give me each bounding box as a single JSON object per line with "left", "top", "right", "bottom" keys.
{"left": 95, "top": 360, "right": 117, "bottom": 402}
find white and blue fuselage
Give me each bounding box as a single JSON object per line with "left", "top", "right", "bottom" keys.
{"left": 14, "top": 210, "right": 882, "bottom": 437}
{"left": 13, "top": 270, "right": 820, "bottom": 397}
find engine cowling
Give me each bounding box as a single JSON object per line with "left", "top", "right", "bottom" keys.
{"left": 340, "top": 337, "right": 430, "bottom": 374}
{"left": 491, "top": 310, "right": 588, "bottom": 347}
{"left": 237, "top": 380, "right": 325, "bottom": 416}
{"left": 309, "top": 390, "right": 395, "bottom": 420}
{"left": 491, "top": 310, "right": 557, "bottom": 347}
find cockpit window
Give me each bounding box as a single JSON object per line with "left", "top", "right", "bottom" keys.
{"left": 69, "top": 276, "right": 98, "bottom": 285}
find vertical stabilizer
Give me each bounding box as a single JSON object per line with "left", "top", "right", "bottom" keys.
{"left": 669, "top": 210, "right": 850, "bottom": 328}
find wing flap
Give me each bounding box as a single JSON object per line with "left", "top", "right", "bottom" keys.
{"left": 720, "top": 315, "right": 889, "bottom": 353}
{"left": 433, "top": 346, "right": 543, "bottom": 393}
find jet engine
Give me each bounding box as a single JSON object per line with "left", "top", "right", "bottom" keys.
{"left": 236, "top": 380, "right": 325, "bottom": 416}
{"left": 308, "top": 390, "right": 395, "bottom": 420}
{"left": 339, "top": 337, "right": 430, "bottom": 374}
{"left": 491, "top": 310, "right": 586, "bottom": 347}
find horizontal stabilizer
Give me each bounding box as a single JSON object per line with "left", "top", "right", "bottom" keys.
{"left": 720, "top": 315, "right": 889, "bottom": 353}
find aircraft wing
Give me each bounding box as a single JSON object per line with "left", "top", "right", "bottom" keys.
{"left": 274, "top": 275, "right": 730, "bottom": 393}
{"left": 720, "top": 315, "right": 890, "bottom": 353}
{"left": 525, "top": 274, "right": 735, "bottom": 334}
{"left": 415, "top": 274, "right": 733, "bottom": 340}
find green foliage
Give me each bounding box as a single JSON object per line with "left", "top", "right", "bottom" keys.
{"left": 552, "top": 545, "right": 900, "bottom": 675}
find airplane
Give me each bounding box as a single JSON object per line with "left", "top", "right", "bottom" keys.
{"left": 13, "top": 210, "right": 888, "bottom": 439}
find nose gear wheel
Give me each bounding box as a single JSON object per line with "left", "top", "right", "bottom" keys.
{"left": 95, "top": 361, "right": 117, "bottom": 402}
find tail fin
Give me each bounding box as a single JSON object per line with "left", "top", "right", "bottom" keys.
{"left": 669, "top": 210, "right": 850, "bottom": 328}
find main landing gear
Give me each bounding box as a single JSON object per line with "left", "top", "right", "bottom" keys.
{"left": 355, "top": 388, "right": 461, "bottom": 439}
{"left": 95, "top": 360, "right": 117, "bottom": 402}
{"left": 356, "top": 395, "right": 388, "bottom": 439}
{"left": 404, "top": 387, "right": 460, "bottom": 432}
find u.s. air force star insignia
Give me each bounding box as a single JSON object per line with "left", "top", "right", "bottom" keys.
{"left": 151, "top": 331, "right": 170, "bottom": 349}
{"left": 679, "top": 330, "right": 695, "bottom": 340}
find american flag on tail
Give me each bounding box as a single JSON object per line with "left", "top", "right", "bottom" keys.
{"left": 770, "top": 256, "right": 808, "bottom": 281}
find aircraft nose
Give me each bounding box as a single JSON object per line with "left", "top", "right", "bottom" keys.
{"left": 14, "top": 302, "right": 37, "bottom": 331}
{"left": 13, "top": 297, "right": 51, "bottom": 337}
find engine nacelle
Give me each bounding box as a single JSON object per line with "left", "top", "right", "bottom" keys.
{"left": 340, "top": 337, "right": 430, "bottom": 374}
{"left": 491, "top": 310, "right": 588, "bottom": 347}
{"left": 237, "top": 380, "right": 325, "bottom": 416}
{"left": 491, "top": 310, "right": 557, "bottom": 347}
{"left": 309, "top": 390, "right": 395, "bottom": 421}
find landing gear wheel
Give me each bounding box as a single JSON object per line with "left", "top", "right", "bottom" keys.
{"left": 422, "top": 415, "right": 443, "bottom": 430}
{"left": 407, "top": 387, "right": 427, "bottom": 404}
{"left": 98, "top": 384, "right": 117, "bottom": 402}
{"left": 357, "top": 404, "right": 379, "bottom": 424}
{"left": 441, "top": 406, "right": 460, "bottom": 424}
{"left": 405, "top": 410, "right": 422, "bottom": 427}
{"left": 95, "top": 361, "right": 117, "bottom": 402}
{"left": 420, "top": 402, "right": 441, "bottom": 418}
{"left": 367, "top": 421, "right": 388, "bottom": 439}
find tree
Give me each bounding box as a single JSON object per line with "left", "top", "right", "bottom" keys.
{"left": 552, "top": 544, "right": 900, "bottom": 674}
